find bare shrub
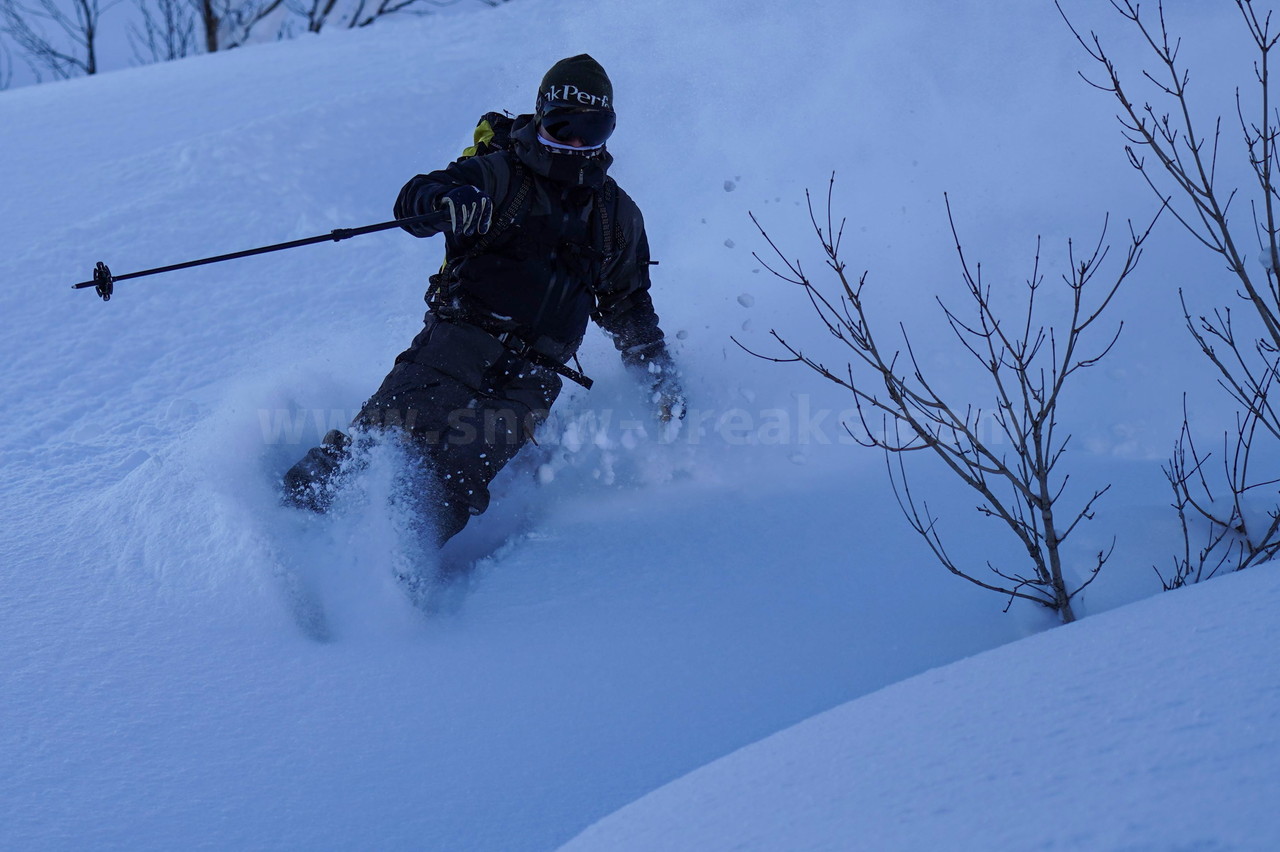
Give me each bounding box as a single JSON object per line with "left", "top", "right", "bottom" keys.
{"left": 0, "top": 0, "right": 120, "bottom": 79}
{"left": 741, "top": 178, "right": 1160, "bottom": 623}
{"left": 1061, "top": 0, "right": 1280, "bottom": 587}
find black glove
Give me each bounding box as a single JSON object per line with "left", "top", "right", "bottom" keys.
{"left": 657, "top": 387, "right": 686, "bottom": 423}
{"left": 652, "top": 371, "right": 686, "bottom": 423}
{"left": 438, "top": 185, "right": 493, "bottom": 237}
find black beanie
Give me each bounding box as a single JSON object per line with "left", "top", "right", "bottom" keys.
{"left": 538, "top": 54, "right": 614, "bottom": 112}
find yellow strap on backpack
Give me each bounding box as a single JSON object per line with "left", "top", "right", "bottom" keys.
{"left": 461, "top": 118, "right": 496, "bottom": 158}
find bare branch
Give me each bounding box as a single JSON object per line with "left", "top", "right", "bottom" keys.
{"left": 0, "top": 35, "right": 13, "bottom": 89}
{"left": 130, "top": 0, "right": 196, "bottom": 64}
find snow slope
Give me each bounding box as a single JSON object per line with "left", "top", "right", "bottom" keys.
{"left": 0, "top": 0, "right": 1266, "bottom": 848}
{"left": 563, "top": 561, "right": 1280, "bottom": 852}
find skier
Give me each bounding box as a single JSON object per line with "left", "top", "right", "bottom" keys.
{"left": 282, "top": 54, "right": 683, "bottom": 546}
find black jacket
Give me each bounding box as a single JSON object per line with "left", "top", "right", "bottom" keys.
{"left": 394, "top": 116, "right": 669, "bottom": 374}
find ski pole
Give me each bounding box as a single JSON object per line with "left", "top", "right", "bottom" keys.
{"left": 72, "top": 209, "right": 451, "bottom": 302}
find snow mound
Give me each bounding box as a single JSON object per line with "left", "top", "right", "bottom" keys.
{"left": 562, "top": 563, "right": 1280, "bottom": 851}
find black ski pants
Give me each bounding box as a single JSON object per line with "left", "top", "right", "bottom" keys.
{"left": 287, "top": 313, "right": 560, "bottom": 546}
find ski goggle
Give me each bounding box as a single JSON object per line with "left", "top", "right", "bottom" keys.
{"left": 538, "top": 104, "right": 617, "bottom": 149}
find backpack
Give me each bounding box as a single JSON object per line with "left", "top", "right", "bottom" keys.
{"left": 427, "top": 112, "right": 622, "bottom": 313}
{"left": 460, "top": 111, "right": 520, "bottom": 159}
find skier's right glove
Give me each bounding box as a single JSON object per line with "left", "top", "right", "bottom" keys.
{"left": 656, "top": 383, "right": 686, "bottom": 423}
{"left": 651, "top": 368, "right": 686, "bottom": 423}
{"left": 437, "top": 185, "right": 493, "bottom": 237}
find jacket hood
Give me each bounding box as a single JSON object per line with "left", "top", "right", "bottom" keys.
{"left": 511, "top": 114, "right": 613, "bottom": 189}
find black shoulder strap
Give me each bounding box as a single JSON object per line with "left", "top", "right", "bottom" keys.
{"left": 457, "top": 158, "right": 533, "bottom": 263}
{"left": 597, "top": 177, "right": 619, "bottom": 270}
{"left": 428, "top": 158, "right": 534, "bottom": 307}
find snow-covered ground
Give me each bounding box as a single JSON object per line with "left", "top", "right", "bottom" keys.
{"left": 563, "top": 561, "right": 1280, "bottom": 851}
{"left": 0, "top": 0, "right": 1272, "bottom": 848}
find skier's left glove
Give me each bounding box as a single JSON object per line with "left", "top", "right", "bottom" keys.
{"left": 437, "top": 185, "right": 493, "bottom": 237}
